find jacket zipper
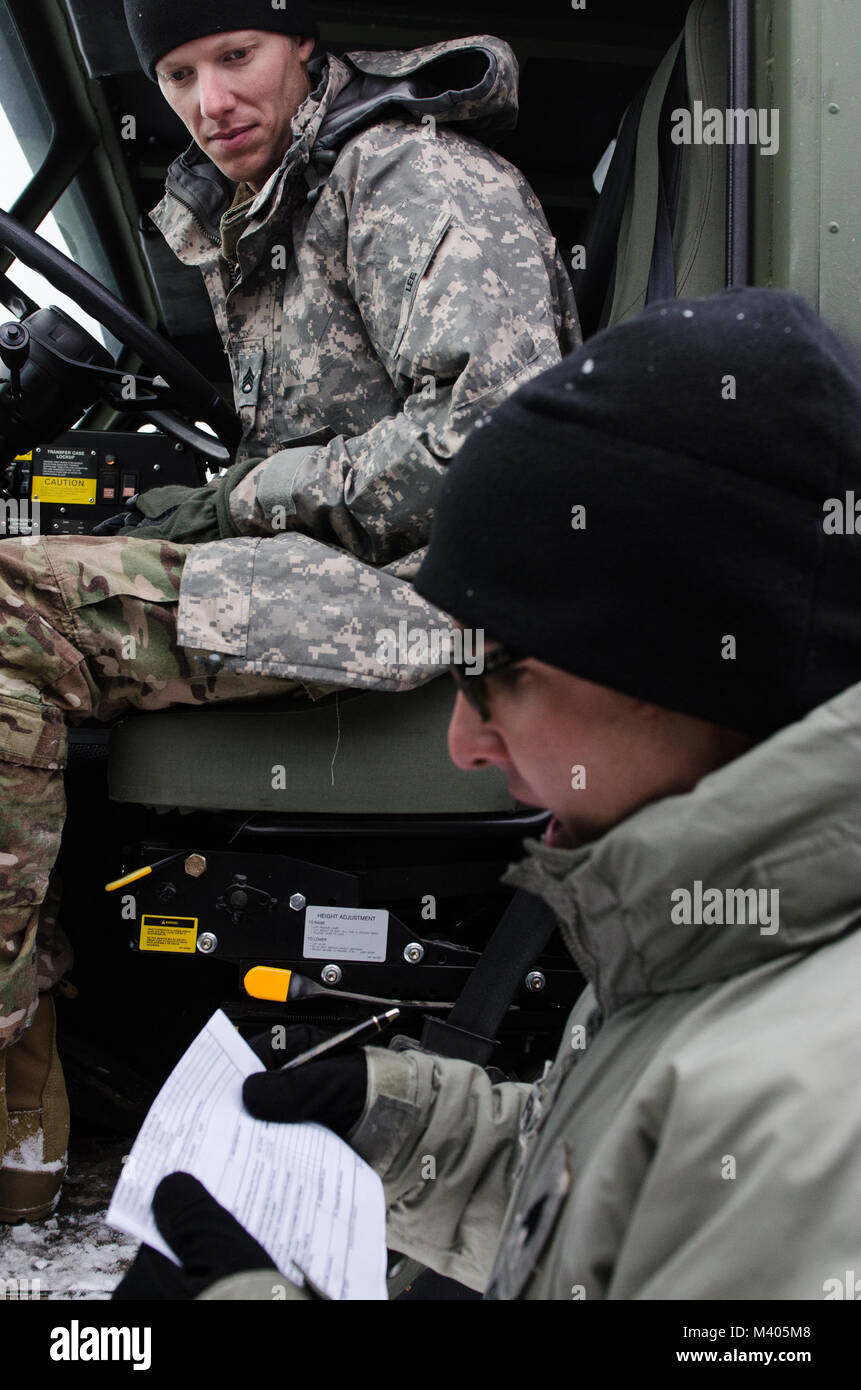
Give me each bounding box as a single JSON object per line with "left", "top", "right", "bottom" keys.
{"left": 165, "top": 185, "right": 221, "bottom": 246}
{"left": 167, "top": 185, "right": 243, "bottom": 292}
{"left": 389, "top": 209, "right": 453, "bottom": 365}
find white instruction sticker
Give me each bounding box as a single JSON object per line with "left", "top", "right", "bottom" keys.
{"left": 303, "top": 906, "right": 389, "bottom": 963}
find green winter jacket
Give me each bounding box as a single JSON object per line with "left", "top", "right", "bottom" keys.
{"left": 351, "top": 677, "right": 861, "bottom": 1299}
{"left": 199, "top": 677, "right": 861, "bottom": 1300}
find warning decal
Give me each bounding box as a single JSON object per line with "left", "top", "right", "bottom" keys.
{"left": 140, "top": 914, "right": 198, "bottom": 954}
{"left": 32, "top": 445, "right": 96, "bottom": 505}
{"left": 32, "top": 476, "right": 97, "bottom": 504}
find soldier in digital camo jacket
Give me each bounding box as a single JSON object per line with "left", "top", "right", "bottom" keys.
{"left": 0, "top": 2, "right": 578, "bottom": 1216}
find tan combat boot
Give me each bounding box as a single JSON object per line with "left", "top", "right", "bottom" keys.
{"left": 0, "top": 994, "right": 69, "bottom": 1222}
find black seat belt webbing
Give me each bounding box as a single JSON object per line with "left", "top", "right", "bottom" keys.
{"left": 646, "top": 38, "right": 688, "bottom": 306}
{"left": 420, "top": 889, "right": 560, "bottom": 1065}
{"left": 575, "top": 81, "right": 648, "bottom": 339}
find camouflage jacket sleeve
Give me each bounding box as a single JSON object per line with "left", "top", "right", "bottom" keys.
{"left": 224, "top": 120, "right": 579, "bottom": 566}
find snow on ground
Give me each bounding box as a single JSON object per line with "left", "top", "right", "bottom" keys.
{"left": 0, "top": 1135, "right": 138, "bottom": 1299}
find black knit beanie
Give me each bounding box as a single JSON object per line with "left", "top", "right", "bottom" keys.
{"left": 414, "top": 286, "right": 861, "bottom": 739}
{"left": 123, "top": 1, "right": 319, "bottom": 80}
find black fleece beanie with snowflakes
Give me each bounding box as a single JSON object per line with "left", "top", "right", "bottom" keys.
{"left": 415, "top": 286, "right": 861, "bottom": 738}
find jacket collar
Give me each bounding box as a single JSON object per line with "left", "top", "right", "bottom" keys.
{"left": 505, "top": 681, "right": 861, "bottom": 1017}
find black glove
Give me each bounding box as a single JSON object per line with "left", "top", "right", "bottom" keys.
{"left": 113, "top": 1172, "right": 276, "bottom": 1300}
{"left": 243, "top": 1050, "right": 368, "bottom": 1139}
{"left": 92, "top": 496, "right": 174, "bottom": 537}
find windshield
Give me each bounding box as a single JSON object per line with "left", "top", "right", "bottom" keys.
{"left": 0, "top": 3, "right": 119, "bottom": 352}
{"left": 0, "top": 3, "right": 52, "bottom": 204}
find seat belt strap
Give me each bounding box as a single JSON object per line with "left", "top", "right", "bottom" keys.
{"left": 575, "top": 82, "right": 648, "bottom": 339}
{"left": 420, "top": 889, "right": 560, "bottom": 1065}
{"left": 581, "top": 29, "right": 688, "bottom": 335}
{"left": 646, "top": 37, "right": 688, "bottom": 305}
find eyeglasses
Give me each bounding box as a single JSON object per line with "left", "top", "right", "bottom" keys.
{"left": 450, "top": 644, "right": 526, "bottom": 722}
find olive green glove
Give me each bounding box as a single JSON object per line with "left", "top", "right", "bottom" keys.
{"left": 92, "top": 457, "right": 261, "bottom": 544}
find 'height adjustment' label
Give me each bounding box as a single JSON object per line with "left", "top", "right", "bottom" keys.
{"left": 303, "top": 906, "right": 389, "bottom": 963}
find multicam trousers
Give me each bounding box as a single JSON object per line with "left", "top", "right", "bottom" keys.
{"left": 0, "top": 535, "right": 307, "bottom": 1050}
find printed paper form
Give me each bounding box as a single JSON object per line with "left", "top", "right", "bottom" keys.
{"left": 106, "top": 1009, "right": 387, "bottom": 1300}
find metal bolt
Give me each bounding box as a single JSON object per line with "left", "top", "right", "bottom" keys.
{"left": 828, "top": 102, "right": 840, "bottom": 113}
{"left": 289, "top": 893, "right": 306, "bottom": 911}
{"left": 197, "top": 932, "right": 217, "bottom": 954}
{"left": 153, "top": 463, "right": 161, "bottom": 472}
{"left": 404, "top": 942, "right": 425, "bottom": 964}
{"left": 321, "top": 963, "right": 342, "bottom": 985}
{"left": 184, "top": 854, "right": 206, "bottom": 877}
{"left": 525, "top": 970, "right": 546, "bottom": 993}
{"left": 829, "top": 221, "right": 840, "bottom": 233}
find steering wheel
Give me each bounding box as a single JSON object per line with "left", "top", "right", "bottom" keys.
{"left": 0, "top": 207, "right": 240, "bottom": 467}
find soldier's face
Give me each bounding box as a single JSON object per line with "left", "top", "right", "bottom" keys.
{"left": 446, "top": 647, "right": 754, "bottom": 846}
{"left": 156, "top": 30, "right": 317, "bottom": 192}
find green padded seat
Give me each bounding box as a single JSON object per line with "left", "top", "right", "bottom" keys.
{"left": 608, "top": 0, "right": 728, "bottom": 327}
{"left": 107, "top": 674, "right": 514, "bottom": 815}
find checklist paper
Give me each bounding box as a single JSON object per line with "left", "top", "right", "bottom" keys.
{"left": 106, "top": 1009, "right": 388, "bottom": 1299}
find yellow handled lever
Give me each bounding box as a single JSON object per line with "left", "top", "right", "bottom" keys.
{"left": 104, "top": 851, "right": 185, "bottom": 893}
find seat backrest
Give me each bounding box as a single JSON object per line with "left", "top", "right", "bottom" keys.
{"left": 577, "top": 0, "right": 729, "bottom": 334}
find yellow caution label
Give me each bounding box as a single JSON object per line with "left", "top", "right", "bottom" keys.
{"left": 139, "top": 914, "right": 198, "bottom": 953}
{"left": 31, "top": 476, "right": 97, "bottom": 504}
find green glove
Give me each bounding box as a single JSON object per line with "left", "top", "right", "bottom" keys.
{"left": 127, "top": 482, "right": 221, "bottom": 544}
{"left": 107, "top": 457, "right": 262, "bottom": 544}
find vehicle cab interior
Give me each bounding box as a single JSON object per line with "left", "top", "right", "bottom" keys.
{"left": 0, "top": 0, "right": 837, "bottom": 1135}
